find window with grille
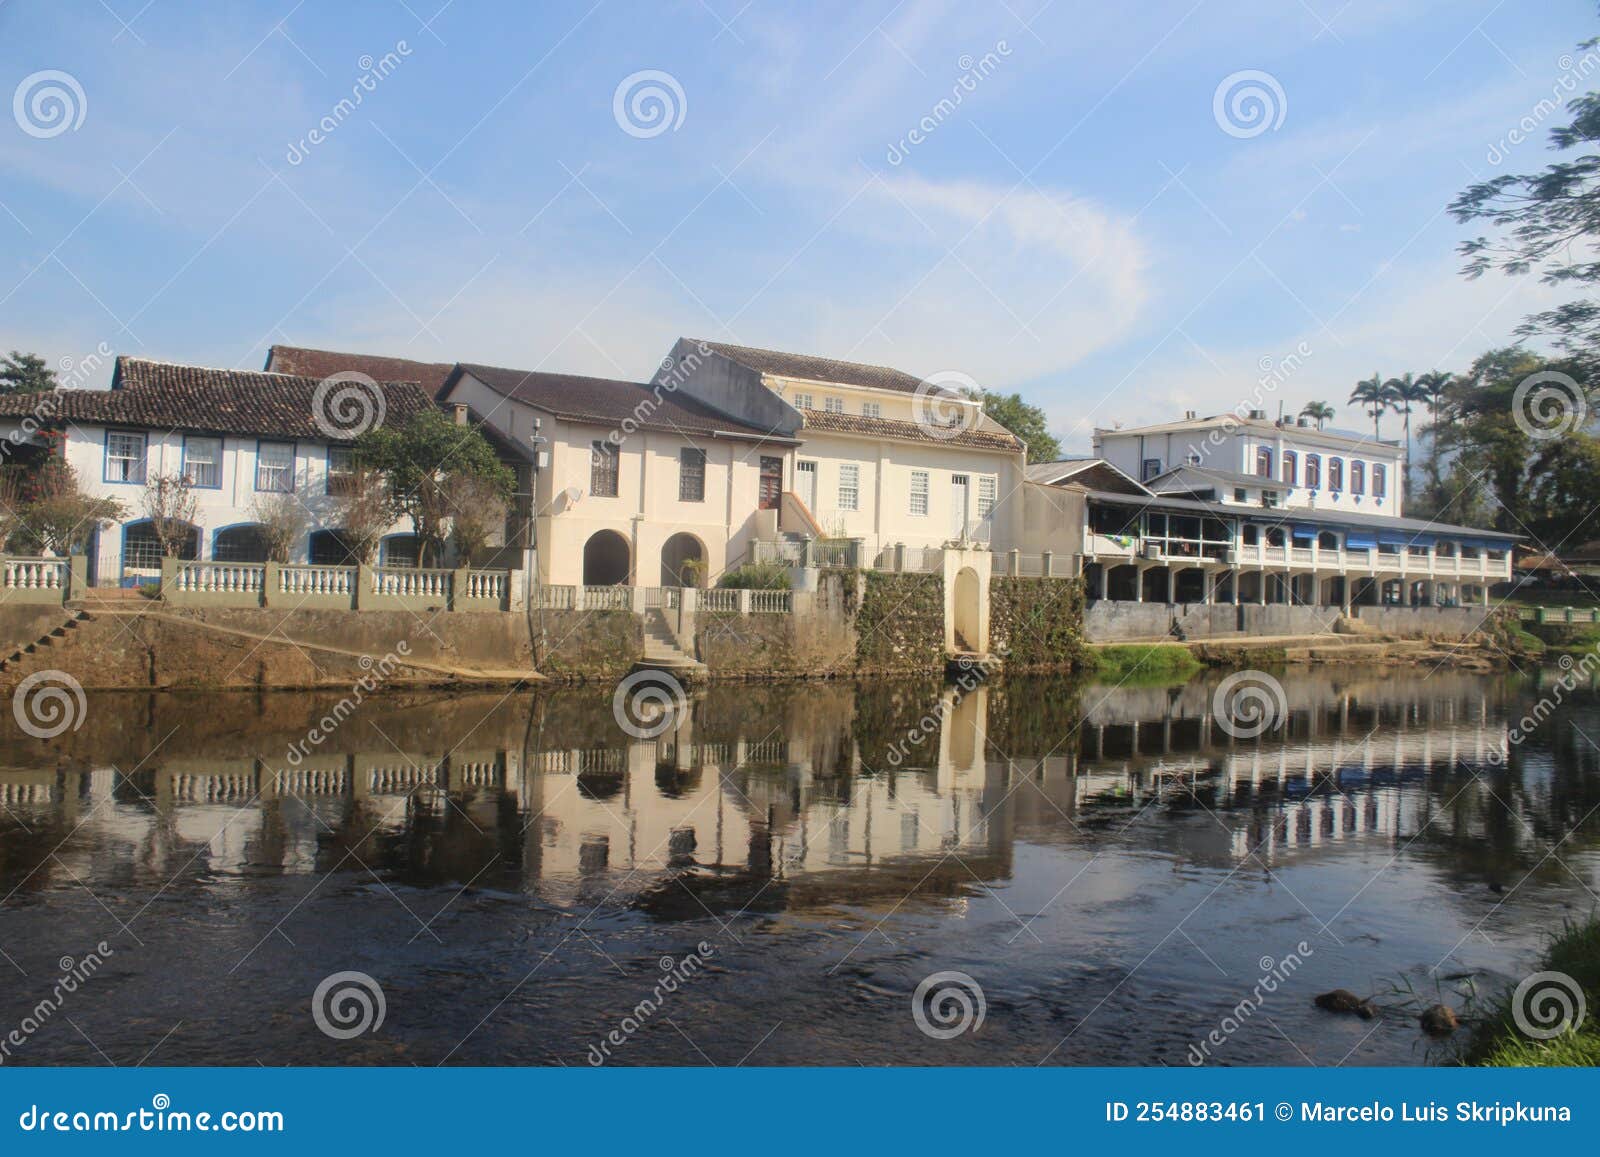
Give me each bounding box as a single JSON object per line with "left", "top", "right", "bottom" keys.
{"left": 838, "top": 463, "right": 859, "bottom": 511}
{"left": 792, "top": 393, "right": 813, "bottom": 410}
{"left": 326, "top": 446, "right": 357, "bottom": 495}
{"left": 862, "top": 402, "right": 881, "bottom": 419}
{"left": 909, "top": 470, "right": 929, "bottom": 516}
{"left": 255, "top": 441, "right": 294, "bottom": 492}
{"left": 183, "top": 437, "right": 221, "bottom": 488}
{"left": 105, "top": 430, "right": 146, "bottom": 483}
{"left": 590, "top": 441, "right": 619, "bottom": 497}
{"left": 978, "top": 475, "right": 997, "bottom": 519}
{"left": 758, "top": 456, "right": 782, "bottom": 509}
{"left": 824, "top": 397, "right": 844, "bottom": 414}
{"left": 679, "top": 448, "right": 706, "bottom": 502}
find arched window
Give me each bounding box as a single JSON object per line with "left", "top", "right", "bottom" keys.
{"left": 1328, "top": 458, "right": 1344, "bottom": 491}
{"left": 213, "top": 524, "right": 269, "bottom": 563}
{"left": 1373, "top": 464, "right": 1387, "bottom": 498}
{"left": 1305, "top": 454, "right": 1321, "bottom": 489}
{"left": 1318, "top": 531, "right": 1339, "bottom": 550}
{"left": 1350, "top": 461, "right": 1365, "bottom": 495}
{"left": 1266, "top": 527, "right": 1285, "bottom": 547}
{"left": 1282, "top": 450, "right": 1297, "bottom": 486}
{"left": 310, "top": 529, "right": 360, "bottom": 566}
{"left": 1255, "top": 447, "right": 1273, "bottom": 477}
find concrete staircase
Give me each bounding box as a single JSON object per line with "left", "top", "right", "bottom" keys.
{"left": 0, "top": 609, "right": 94, "bottom": 680}
{"left": 642, "top": 608, "right": 705, "bottom": 675}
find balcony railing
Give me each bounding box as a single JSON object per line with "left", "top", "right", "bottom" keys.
{"left": 1083, "top": 534, "right": 1512, "bottom": 580}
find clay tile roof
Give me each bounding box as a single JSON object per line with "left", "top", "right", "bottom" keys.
{"left": 798, "top": 406, "right": 1023, "bottom": 452}
{"left": 451, "top": 362, "right": 790, "bottom": 441}
{"left": 0, "top": 357, "right": 436, "bottom": 442}
{"left": 265, "top": 344, "right": 457, "bottom": 397}
{"left": 696, "top": 339, "right": 928, "bottom": 395}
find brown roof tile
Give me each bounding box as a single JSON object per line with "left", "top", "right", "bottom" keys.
{"left": 0, "top": 357, "right": 436, "bottom": 442}
{"left": 798, "top": 406, "right": 1022, "bottom": 452}
{"left": 697, "top": 339, "right": 928, "bottom": 395}
{"left": 265, "top": 344, "right": 457, "bottom": 397}
{"left": 451, "top": 362, "right": 791, "bottom": 441}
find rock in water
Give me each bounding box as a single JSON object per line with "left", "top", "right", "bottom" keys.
{"left": 1420, "top": 1004, "right": 1459, "bottom": 1035}
{"left": 1314, "top": 989, "right": 1364, "bottom": 1013}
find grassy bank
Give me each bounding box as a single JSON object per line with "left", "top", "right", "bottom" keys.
{"left": 1085, "top": 643, "right": 1202, "bottom": 684}
{"left": 1465, "top": 916, "right": 1600, "bottom": 1067}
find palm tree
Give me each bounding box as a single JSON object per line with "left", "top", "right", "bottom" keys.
{"left": 1299, "top": 401, "right": 1335, "bottom": 430}
{"left": 1384, "top": 372, "right": 1430, "bottom": 500}
{"left": 1349, "top": 373, "right": 1394, "bottom": 440}
{"left": 1415, "top": 370, "right": 1454, "bottom": 427}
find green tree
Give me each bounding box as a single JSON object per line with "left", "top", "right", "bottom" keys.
{"left": 19, "top": 458, "right": 125, "bottom": 554}
{"left": 1432, "top": 347, "right": 1583, "bottom": 533}
{"left": 968, "top": 389, "right": 1060, "bottom": 463}
{"left": 1450, "top": 24, "right": 1600, "bottom": 371}
{"left": 1349, "top": 373, "right": 1396, "bottom": 439}
{"left": 1299, "top": 400, "right": 1335, "bottom": 430}
{"left": 0, "top": 351, "right": 57, "bottom": 395}
{"left": 1384, "top": 372, "right": 1431, "bottom": 499}
{"left": 355, "top": 410, "right": 514, "bottom": 567}
{"left": 1414, "top": 370, "right": 1456, "bottom": 498}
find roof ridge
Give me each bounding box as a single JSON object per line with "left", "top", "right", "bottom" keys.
{"left": 695, "top": 338, "right": 913, "bottom": 377}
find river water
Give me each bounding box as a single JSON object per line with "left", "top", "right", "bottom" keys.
{"left": 1, "top": 665, "right": 1596, "bottom": 1066}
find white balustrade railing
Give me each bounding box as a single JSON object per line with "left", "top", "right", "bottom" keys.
{"left": 532, "top": 584, "right": 576, "bottom": 610}
{"left": 699, "top": 589, "right": 740, "bottom": 612}
{"left": 279, "top": 564, "right": 356, "bottom": 597}
{"left": 749, "top": 589, "right": 791, "bottom": 613}
{"left": 2, "top": 557, "right": 68, "bottom": 591}
{"left": 175, "top": 562, "right": 265, "bottom": 593}
{"left": 372, "top": 567, "right": 452, "bottom": 599}
{"left": 464, "top": 570, "right": 507, "bottom": 602}
{"left": 580, "top": 585, "right": 632, "bottom": 611}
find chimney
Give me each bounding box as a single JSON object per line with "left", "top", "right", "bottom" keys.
{"left": 1249, "top": 408, "right": 1266, "bottom": 420}
{"left": 453, "top": 403, "right": 470, "bottom": 426}
{"left": 1184, "top": 409, "right": 1196, "bottom": 420}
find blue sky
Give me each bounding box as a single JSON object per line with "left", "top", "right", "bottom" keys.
{"left": 1, "top": 0, "right": 1595, "bottom": 451}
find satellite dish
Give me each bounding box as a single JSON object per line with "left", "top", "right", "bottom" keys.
{"left": 563, "top": 486, "right": 584, "bottom": 505}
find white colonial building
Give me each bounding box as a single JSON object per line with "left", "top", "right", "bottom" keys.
{"left": 0, "top": 357, "right": 442, "bottom": 585}
{"left": 1093, "top": 410, "right": 1408, "bottom": 517}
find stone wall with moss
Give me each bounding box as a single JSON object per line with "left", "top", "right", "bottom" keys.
{"left": 989, "top": 576, "right": 1089, "bottom": 671}
{"left": 535, "top": 609, "right": 642, "bottom": 681}
{"left": 848, "top": 570, "right": 946, "bottom": 673}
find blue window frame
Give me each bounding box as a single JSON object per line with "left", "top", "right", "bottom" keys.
{"left": 103, "top": 429, "right": 148, "bottom": 484}
{"left": 182, "top": 435, "right": 223, "bottom": 489}
{"left": 255, "top": 440, "right": 295, "bottom": 492}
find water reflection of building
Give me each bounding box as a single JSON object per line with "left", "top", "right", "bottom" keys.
{"left": 0, "top": 674, "right": 1539, "bottom": 906}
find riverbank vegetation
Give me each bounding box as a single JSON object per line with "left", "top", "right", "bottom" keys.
{"left": 1465, "top": 916, "right": 1600, "bottom": 1067}
{"left": 1085, "top": 643, "right": 1202, "bottom": 684}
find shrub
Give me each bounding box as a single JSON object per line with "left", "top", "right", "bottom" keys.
{"left": 718, "top": 562, "right": 791, "bottom": 590}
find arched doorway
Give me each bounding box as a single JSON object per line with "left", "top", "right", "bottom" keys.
{"left": 122, "top": 519, "right": 198, "bottom": 582}
{"left": 953, "top": 566, "right": 981, "bottom": 652}
{"left": 660, "top": 532, "right": 706, "bottom": 587}
{"left": 213, "top": 523, "right": 270, "bottom": 563}
{"left": 583, "top": 529, "right": 631, "bottom": 586}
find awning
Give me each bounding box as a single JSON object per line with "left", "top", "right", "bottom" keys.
{"left": 1378, "top": 530, "right": 1409, "bottom": 546}
{"left": 1345, "top": 531, "right": 1377, "bottom": 549}
{"left": 1292, "top": 525, "right": 1319, "bottom": 539}
{"left": 1406, "top": 533, "right": 1437, "bottom": 548}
